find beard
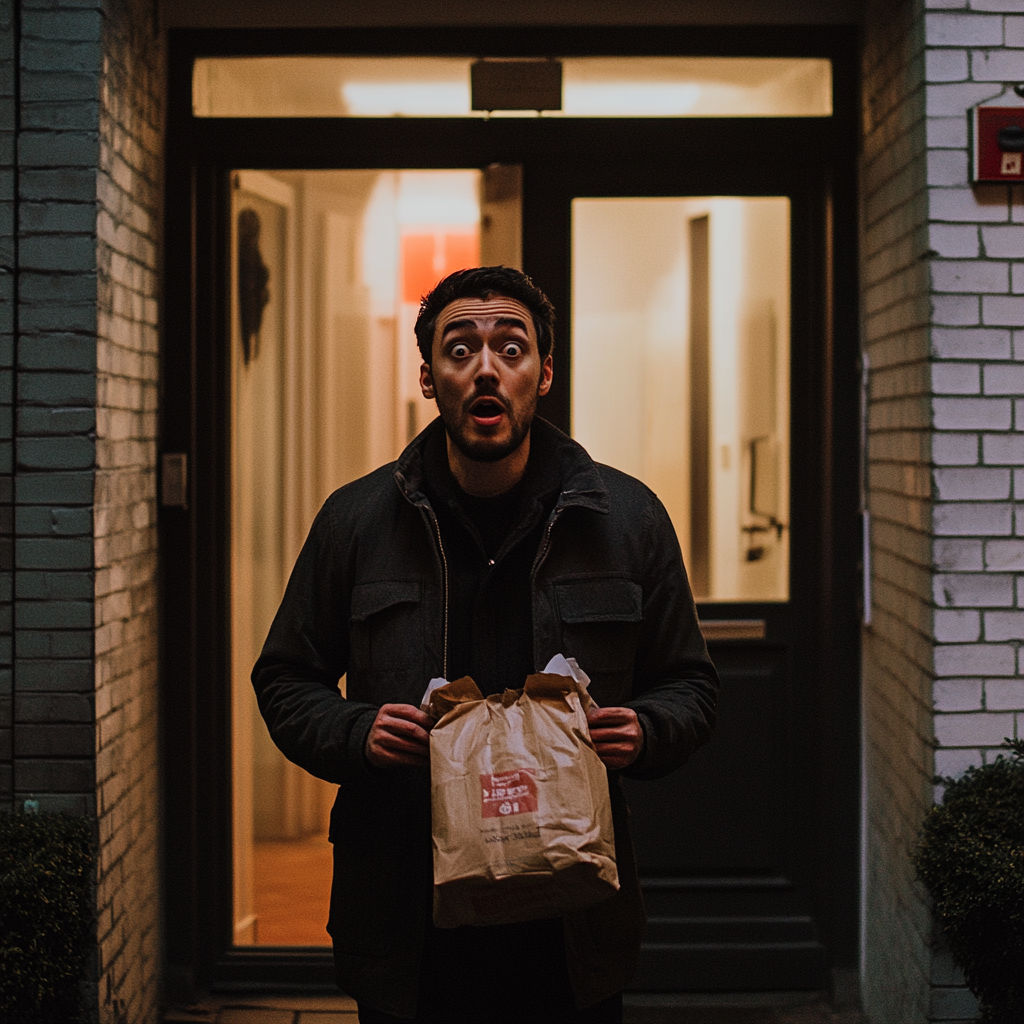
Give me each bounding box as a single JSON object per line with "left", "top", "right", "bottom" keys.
{"left": 435, "top": 385, "right": 536, "bottom": 463}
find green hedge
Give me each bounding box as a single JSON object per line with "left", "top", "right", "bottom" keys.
{"left": 914, "top": 739, "right": 1024, "bottom": 1024}
{"left": 0, "top": 812, "right": 95, "bottom": 1024}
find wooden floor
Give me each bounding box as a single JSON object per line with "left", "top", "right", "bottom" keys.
{"left": 252, "top": 833, "right": 333, "bottom": 946}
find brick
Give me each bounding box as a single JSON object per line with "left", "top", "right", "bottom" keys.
{"left": 927, "top": 81, "right": 1005, "bottom": 117}
{"left": 934, "top": 646, "right": 1016, "bottom": 677}
{"left": 929, "top": 223, "right": 979, "bottom": 257}
{"left": 16, "top": 506, "right": 92, "bottom": 536}
{"left": 985, "top": 609, "right": 1024, "bottom": 639}
{"left": 932, "top": 294, "right": 981, "bottom": 325}
{"left": 985, "top": 678, "right": 1024, "bottom": 709}
{"left": 1013, "top": 264, "right": 1024, "bottom": 294}
{"left": 17, "top": 600, "right": 92, "bottom": 630}
{"left": 934, "top": 572, "right": 1014, "bottom": 606}
{"left": 18, "top": 130, "right": 99, "bottom": 167}
{"left": 982, "top": 295, "right": 1024, "bottom": 326}
{"left": 934, "top": 609, "right": 982, "bottom": 642}
{"left": 933, "top": 466, "right": 1009, "bottom": 498}
{"left": 18, "top": 167, "right": 97, "bottom": 202}
{"left": 15, "top": 537, "right": 92, "bottom": 569}
{"left": 16, "top": 470, "right": 94, "bottom": 505}
{"left": 16, "top": 630, "right": 92, "bottom": 660}
{"left": 971, "top": 47, "right": 1024, "bottom": 81}
{"left": 928, "top": 148, "right": 969, "bottom": 186}
{"left": 936, "top": 747, "right": 983, "bottom": 779}
{"left": 930, "top": 186, "right": 1012, "bottom": 222}
{"left": 18, "top": 406, "right": 95, "bottom": 434}
{"left": 925, "top": 12, "right": 1004, "bottom": 46}
{"left": 935, "top": 501, "right": 1012, "bottom": 534}
{"left": 933, "top": 433, "right": 980, "bottom": 465}
{"left": 15, "top": 759, "right": 94, "bottom": 793}
{"left": 984, "top": 538, "right": 1024, "bottom": 569}
{"left": 21, "top": 9, "right": 103, "bottom": 40}
{"left": 933, "top": 397, "right": 1011, "bottom": 429}
{"left": 15, "top": 723, "right": 94, "bottom": 756}
{"left": 926, "top": 49, "right": 969, "bottom": 81}
{"left": 17, "top": 436, "right": 95, "bottom": 470}
{"left": 19, "top": 234, "right": 96, "bottom": 272}
{"left": 931, "top": 362, "right": 979, "bottom": 393}
{"left": 934, "top": 538, "right": 984, "bottom": 570}
{"left": 984, "top": 362, "right": 1024, "bottom": 393}
{"left": 19, "top": 201, "right": 96, "bottom": 234}
{"left": 1009, "top": 15, "right": 1024, "bottom": 46}
{"left": 933, "top": 327, "right": 1011, "bottom": 359}
{"left": 932, "top": 259, "right": 1008, "bottom": 293}
{"left": 983, "top": 434, "right": 1024, "bottom": 464}
{"left": 981, "top": 224, "right": 1024, "bottom": 258}
{"left": 16, "top": 659, "right": 93, "bottom": 690}
{"left": 928, "top": 116, "right": 970, "bottom": 149}
{"left": 18, "top": 335, "right": 96, "bottom": 371}
{"left": 934, "top": 677, "right": 983, "bottom": 709}
{"left": 17, "top": 371, "right": 95, "bottom": 407}
{"left": 15, "top": 692, "right": 92, "bottom": 724}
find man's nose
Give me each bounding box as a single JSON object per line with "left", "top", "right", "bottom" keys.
{"left": 475, "top": 344, "right": 499, "bottom": 381}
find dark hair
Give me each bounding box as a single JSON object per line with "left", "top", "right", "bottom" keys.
{"left": 414, "top": 266, "right": 555, "bottom": 365}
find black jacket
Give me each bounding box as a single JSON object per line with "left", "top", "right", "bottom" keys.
{"left": 253, "top": 417, "right": 718, "bottom": 1016}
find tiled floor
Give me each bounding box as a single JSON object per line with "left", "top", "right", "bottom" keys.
{"left": 163, "top": 992, "right": 865, "bottom": 1023}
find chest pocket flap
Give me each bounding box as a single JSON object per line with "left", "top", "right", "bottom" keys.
{"left": 555, "top": 577, "right": 642, "bottom": 623}
{"left": 350, "top": 580, "right": 421, "bottom": 621}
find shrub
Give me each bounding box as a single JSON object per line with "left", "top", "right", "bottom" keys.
{"left": 913, "top": 739, "right": 1024, "bottom": 1024}
{"left": 0, "top": 812, "right": 95, "bottom": 1024}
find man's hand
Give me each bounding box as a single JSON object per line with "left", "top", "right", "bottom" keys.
{"left": 586, "top": 706, "right": 645, "bottom": 770}
{"left": 365, "top": 703, "right": 433, "bottom": 768}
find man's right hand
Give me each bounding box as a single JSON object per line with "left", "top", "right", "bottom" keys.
{"left": 365, "top": 703, "right": 433, "bottom": 768}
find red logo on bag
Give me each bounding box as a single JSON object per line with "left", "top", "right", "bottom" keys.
{"left": 480, "top": 769, "right": 538, "bottom": 818}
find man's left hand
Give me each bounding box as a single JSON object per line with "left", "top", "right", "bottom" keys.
{"left": 586, "top": 706, "right": 644, "bottom": 770}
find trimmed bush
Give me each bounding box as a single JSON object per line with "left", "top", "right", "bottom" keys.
{"left": 0, "top": 812, "right": 94, "bottom": 1024}
{"left": 913, "top": 739, "right": 1024, "bottom": 1024}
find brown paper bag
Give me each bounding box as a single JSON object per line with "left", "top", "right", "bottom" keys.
{"left": 428, "top": 670, "right": 619, "bottom": 928}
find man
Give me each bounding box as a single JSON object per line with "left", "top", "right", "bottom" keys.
{"left": 253, "top": 266, "right": 718, "bottom": 1023}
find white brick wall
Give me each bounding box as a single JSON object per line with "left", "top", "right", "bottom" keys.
{"left": 861, "top": 0, "right": 1022, "bottom": 1021}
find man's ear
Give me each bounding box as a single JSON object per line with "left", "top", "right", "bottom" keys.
{"left": 538, "top": 354, "right": 553, "bottom": 397}
{"left": 420, "top": 362, "right": 435, "bottom": 399}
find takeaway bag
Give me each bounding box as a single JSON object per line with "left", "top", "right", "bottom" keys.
{"left": 425, "top": 656, "right": 619, "bottom": 928}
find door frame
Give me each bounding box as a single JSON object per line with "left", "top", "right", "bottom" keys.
{"left": 161, "top": 24, "right": 861, "bottom": 995}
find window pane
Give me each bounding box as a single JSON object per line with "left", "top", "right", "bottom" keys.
{"left": 195, "top": 56, "right": 831, "bottom": 118}
{"left": 571, "top": 197, "right": 791, "bottom": 603}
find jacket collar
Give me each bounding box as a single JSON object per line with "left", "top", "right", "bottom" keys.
{"left": 394, "top": 416, "right": 610, "bottom": 516}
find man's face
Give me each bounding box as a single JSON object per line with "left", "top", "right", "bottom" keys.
{"left": 420, "top": 295, "right": 553, "bottom": 463}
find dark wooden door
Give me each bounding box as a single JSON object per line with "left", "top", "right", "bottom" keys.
{"left": 163, "top": 25, "right": 861, "bottom": 994}
{"left": 521, "top": 149, "right": 855, "bottom": 992}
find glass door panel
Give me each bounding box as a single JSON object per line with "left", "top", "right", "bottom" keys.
{"left": 229, "top": 167, "right": 519, "bottom": 945}
{"left": 571, "top": 197, "right": 790, "bottom": 602}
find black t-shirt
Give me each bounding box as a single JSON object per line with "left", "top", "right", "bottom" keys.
{"left": 421, "top": 427, "right": 560, "bottom": 696}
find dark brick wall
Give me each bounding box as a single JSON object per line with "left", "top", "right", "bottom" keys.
{"left": 0, "top": 0, "right": 163, "bottom": 1020}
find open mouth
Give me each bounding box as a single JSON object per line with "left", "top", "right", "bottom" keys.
{"left": 469, "top": 397, "right": 506, "bottom": 425}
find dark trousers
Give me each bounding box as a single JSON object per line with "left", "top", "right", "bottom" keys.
{"left": 357, "top": 917, "right": 623, "bottom": 1024}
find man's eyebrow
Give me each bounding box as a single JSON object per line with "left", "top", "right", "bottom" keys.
{"left": 440, "top": 315, "right": 529, "bottom": 338}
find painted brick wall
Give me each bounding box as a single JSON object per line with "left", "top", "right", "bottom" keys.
{"left": 94, "top": 0, "right": 163, "bottom": 1020}
{"left": 2, "top": 1, "right": 162, "bottom": 1020}
{"left": 860, "top": 0, "right": 936, "bottom": 1020}
{"left": 923, "top": 1, "right": 1024, "bottom": 1018}
{"left": 863, "top": 0, "right": 1024, "bottom": 1021}
{"left": 0, "top": 0, "right": 14, "bottom": 810}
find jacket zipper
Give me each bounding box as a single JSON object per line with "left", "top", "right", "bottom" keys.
{"left": 530, "top": 506, "right": 563, "bottom": 585}
{"left": 428, "top": 510, "right": 450, "bottom": 679}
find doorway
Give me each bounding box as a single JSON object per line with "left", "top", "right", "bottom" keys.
{"left": 162, "top": 26, "right": 860, "bottom": 994}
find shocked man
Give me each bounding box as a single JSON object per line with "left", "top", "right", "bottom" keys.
{"left": 253, "top": 266, "right": 718, "bottom": 1023}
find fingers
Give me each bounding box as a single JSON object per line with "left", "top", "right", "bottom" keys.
{"left": 366, "top": 703, "right": 433, "bottom": 768}
{"left": 587, "top": 706, "right": 643, "bottom": 769}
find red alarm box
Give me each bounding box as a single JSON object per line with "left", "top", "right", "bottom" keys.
{"left": 972, "top": 91, "right": 1024, "bottom": 183}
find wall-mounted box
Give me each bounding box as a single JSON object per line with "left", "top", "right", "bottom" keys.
{"left": 972, "top": 89, "right": 1024, "bottom": 183}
